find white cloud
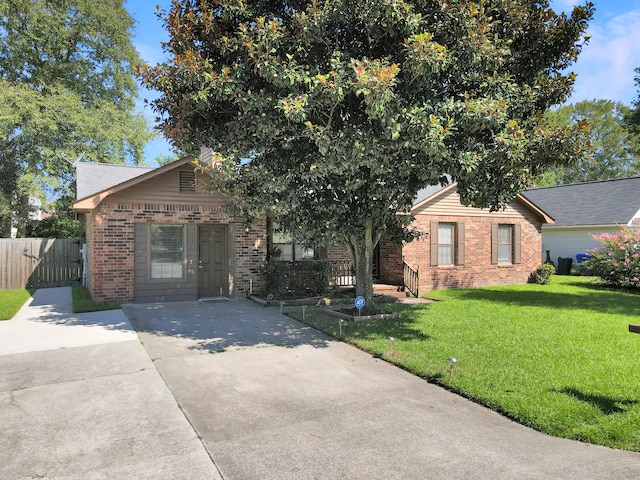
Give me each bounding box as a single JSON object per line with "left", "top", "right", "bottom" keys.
{"left": 567, "top": 9, "right": 640, "bottom": 105}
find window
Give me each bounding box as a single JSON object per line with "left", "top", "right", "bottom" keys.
{"left": 150, "top": 224, "right": 184, "bottom": 278}
{"left": 497, "top": 225, "right": 512, "bottom": 263}
{"left": 430, "top": 222, "right": 465, "bottom": 266}
{"left": 268, "top": 221, "right": 314, "bottom": 261}
{"left": 437, "top": 223, "right": 455, "bottom": 265}
{"left": 491, "top": 223, "right": 521, "bottom": 265}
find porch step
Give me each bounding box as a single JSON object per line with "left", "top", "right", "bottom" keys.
{"left": 373, "top": 283, "right": 407, "bottom": 298}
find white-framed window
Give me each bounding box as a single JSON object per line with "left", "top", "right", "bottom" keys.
{"left": 437, "top": 223, "right": 455, "bottom": 265}
{"left": 491, "top": 223, "right": 521, "bottom": 265}
{"left": 430, "top": 222, "right": 465, "bottom": 266}
{"left": 150, "top": 224, "right": 184, "bottom": 278}
{"left": 497, "top": 224, "right": 513, "bottom": 263}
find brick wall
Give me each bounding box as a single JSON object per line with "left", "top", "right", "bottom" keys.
{"left": 402, "top": 212, "right": 542, "bottom": 292}
{"left": 86, "top": 202, "right": 266, "bottom": 304}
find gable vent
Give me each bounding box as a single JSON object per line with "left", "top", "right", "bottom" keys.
{"left": 179, "top": 170, "right": 196, "bottom": 192}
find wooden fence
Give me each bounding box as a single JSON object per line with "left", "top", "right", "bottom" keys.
{"left": 0, "top": 238, "right": 83, "bottom": 290}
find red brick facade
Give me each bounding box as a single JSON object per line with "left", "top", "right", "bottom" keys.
{"left": 401, "top": 211, "right": 542, "bottom": 292}
{"left": 76, "top": 160, "right": 546, "bottom": 303}
{"left": 84, "top": 202, "right": 267, "bottom": 304}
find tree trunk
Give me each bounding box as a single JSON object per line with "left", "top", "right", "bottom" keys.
{"left": 344, "top": 222, "right": 380, "bottom": 314}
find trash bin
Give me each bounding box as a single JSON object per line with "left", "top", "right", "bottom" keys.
{"left": 557, "top": 257, "right": 573, "bottom": 275}
{"left": 575, "top": 253, "right": 590, "bottom": 264}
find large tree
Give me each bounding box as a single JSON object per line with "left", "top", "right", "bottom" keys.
{"left": 141, "top": 0, "right": 593, "bottom": 310}
{"left": 535, "top": 99, "right": 640, "bottom": 186}
{"left": 0, "top": 0, "right": 153, "bottom": 236}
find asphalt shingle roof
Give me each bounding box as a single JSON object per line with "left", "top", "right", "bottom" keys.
{"left": 76, "top": 162, "right": 155, "bottom": 200}
{"left": 523, "top": 177, "right": 640, "bottom": 227}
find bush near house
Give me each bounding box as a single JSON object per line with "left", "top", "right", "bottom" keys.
{"left": 260, "top": 260, "right": 334, "bottom": 298}
{"left": 528, "top": 263, "right": 556, "bottom": 285}
{"left": 582, "top": 228, "right": 640, "bottom": 289}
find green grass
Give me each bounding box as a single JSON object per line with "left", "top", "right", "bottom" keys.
{"left": 290, "top": 276, "right": 640, "bottom": 452}
{"left": 71, "top": 285, "right": 120, "bottom": 313}
{"left": 0, "top": 288, "right": 34, "bottom": 320}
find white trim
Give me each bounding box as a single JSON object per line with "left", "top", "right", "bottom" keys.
{"left": 627, "top": 208, "right": 640, "bottom": 226}
{"left": 541, "top": 224, "right": 620, "bottom": 231}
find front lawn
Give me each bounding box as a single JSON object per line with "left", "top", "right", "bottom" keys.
{"left": 0, "top": 288, "right": 34, "bottom": 320}
{"left": 290, "top": 276, "right": 640, "bottom": 452}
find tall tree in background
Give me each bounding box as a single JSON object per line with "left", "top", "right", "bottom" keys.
{"left": 0, "top": 0, "right": 153, "bottom": 236}
{"left": 627, "top": 67, "right": 640, "bottom": 161}
{"left": 141, "top": 0, "right": 592, "bottom": 310}
{"left": 535, "top": 99, "right": 640, "bottom": 186}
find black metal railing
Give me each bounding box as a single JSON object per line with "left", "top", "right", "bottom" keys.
{"left": 329, "top": 260, "right": 355, "bottom": 287}
{"left": 403, "top": 259, "right": 419, "bottom": 298}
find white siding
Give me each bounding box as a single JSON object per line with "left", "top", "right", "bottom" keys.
{"left": 540, "top": 226, "right": 622, "bottom": 263}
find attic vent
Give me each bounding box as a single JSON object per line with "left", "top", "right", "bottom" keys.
{"left": 179, "top": 170, "right": 196, "bottom": 192}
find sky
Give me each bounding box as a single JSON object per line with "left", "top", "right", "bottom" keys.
{"left": 126, "top": 0, "right": 640, "bottom": 163}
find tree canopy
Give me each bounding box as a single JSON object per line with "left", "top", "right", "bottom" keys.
{"left": 140, "top": 0, "right": 593, "bottom": 308}
{"left": 0, "top": 0, "right": 153, "bottom": 236}
{"left": 535, "top": 99, "right": 640, "bottom": 186}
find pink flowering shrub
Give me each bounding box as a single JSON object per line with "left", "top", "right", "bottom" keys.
{"left": 582, "top": 228, "right": 640, "bottom": 289}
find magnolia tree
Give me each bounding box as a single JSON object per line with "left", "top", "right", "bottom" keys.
{"left": 140, "top": 0, "right": 593, "bottom": 310}
{"left": 583, "top": 228, "right": 640, "bottom": 289}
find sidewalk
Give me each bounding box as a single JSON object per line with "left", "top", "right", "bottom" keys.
{"left": 0, "top": 287, "right": 220, "bottom": 480}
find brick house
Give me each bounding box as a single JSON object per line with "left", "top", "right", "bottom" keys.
{"left": 374, "top": 183, "right": 553, "bottom": 293}
{"left": 74, "top": 158, "right": 552, "bottom": 304}
{"left": 73, "top": 157, "right": 267, "bottom": 304}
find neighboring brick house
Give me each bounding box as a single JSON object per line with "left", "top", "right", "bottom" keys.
{"left": 374, "top": 183, "right": 553, "bottom": 293}
{"left": 73, "top": 157, "right": 267, "bottom": 304}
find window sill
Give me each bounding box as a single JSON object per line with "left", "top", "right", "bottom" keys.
{"left": 497, "top": 263, "right": 514, "bottom": 268}
{"left": 437, "top": 264, "right": 456, "bottom": 269}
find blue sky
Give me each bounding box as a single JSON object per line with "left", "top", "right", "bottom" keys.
{"left": 126, "top": 0, "right": 640, "bottom": 163}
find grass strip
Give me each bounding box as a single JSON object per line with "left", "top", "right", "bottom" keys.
{"left": 71, "top": 285, "right": 120, "bottom": 313}
{"left": 0, "top": 288, "right": 34, "bottom": 320}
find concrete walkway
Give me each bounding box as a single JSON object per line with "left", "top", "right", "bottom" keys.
{"left": 0, "top": 288, "right": 220, "bottom": 480}
{"left": 3, "top": 289, "right": 640, "bottom": 479}
{"left": 123, "top": 299, "right": 640, "bottom": 480}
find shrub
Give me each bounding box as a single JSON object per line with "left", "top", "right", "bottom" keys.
{"left": 259, "top": 259, "right": 335, "bottom": 297}
{"left": 528, "top": 263, "right": 556, "bottom": 284}
{"left": 259, "top": 260, "right": 290, "bottom": 296}
{"left": 582, "top": 228, "right": 640, "bottom": 289}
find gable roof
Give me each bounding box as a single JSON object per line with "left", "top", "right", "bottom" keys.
{"left": 523, "top": 177, "right": 640, "bottom": 227}
{"left": 76, "top": 162, "right": 155, "bottom": 200}
{"left": 413, "top": 182, "right": 554, "bottom": 223}
{"left": 73, "top": 157, "right": 194, "bottom": 212}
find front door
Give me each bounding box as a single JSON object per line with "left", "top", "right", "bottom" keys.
{"left": 198, "top": 225, "right": 228, "bottom": 298}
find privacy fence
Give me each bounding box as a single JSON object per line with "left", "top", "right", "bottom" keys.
{"left": 0, "top": 238, "right": 83, "bottom": 290}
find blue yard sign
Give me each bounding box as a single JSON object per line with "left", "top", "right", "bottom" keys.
{"left": 355, "top": 296, "right": 365, "bottom": 312}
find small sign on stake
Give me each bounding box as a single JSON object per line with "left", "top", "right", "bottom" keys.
{"left": 355, "top": 296, "right": 365, "bottom": 316}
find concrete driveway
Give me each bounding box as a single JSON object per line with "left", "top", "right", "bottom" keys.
{"left": 0, "top": 288, "right": 220, "bottom": 480}
{"left": 123, "top": 299, "right": 640, "bottom": 480}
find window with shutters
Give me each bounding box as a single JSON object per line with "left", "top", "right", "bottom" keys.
{"left": 437, "top": 223, "right": 455, "bottom": 265}
{"left": 491, "top": 223, "right": 521, "bottom": 265}
{"left": 431, "top": 222, "right": 465, "bottom": 266}
{"left": 497, "top": 225, "right": 513, "bottom": 263}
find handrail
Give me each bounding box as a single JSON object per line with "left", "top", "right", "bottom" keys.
{"left": 403, "top": 259, "right": 419, "bottom": 298}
